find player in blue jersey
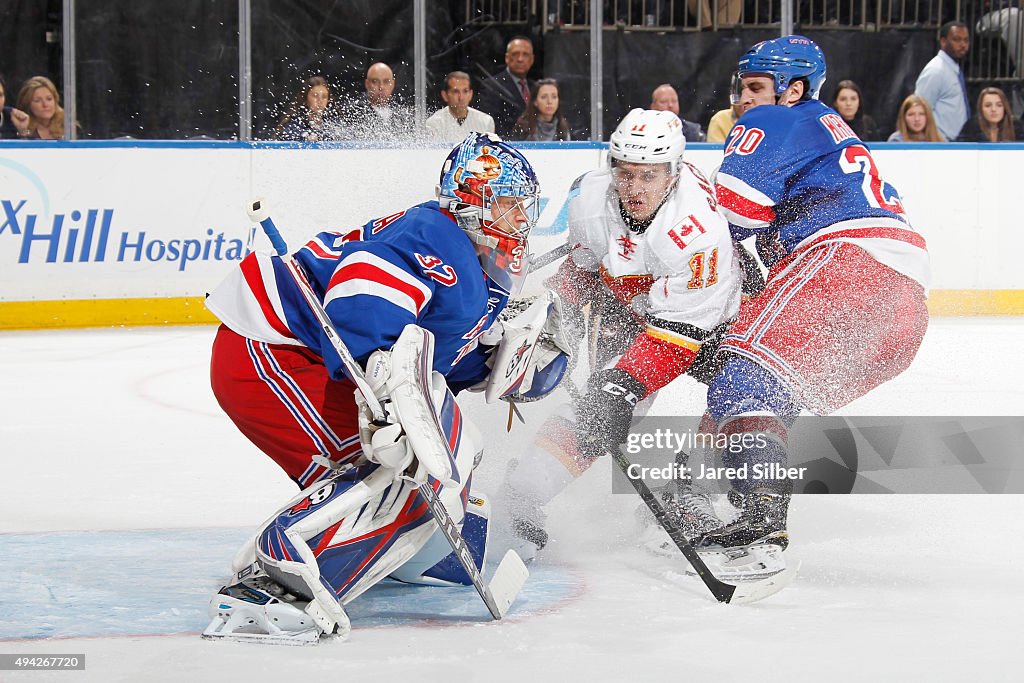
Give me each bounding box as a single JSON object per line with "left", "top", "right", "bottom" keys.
{"left": 201, "top": 133, "right": 558, "bottom": 642}
{"left": 207, "top": 133, "right": 540, "bottom": 486}
{"left": 686, "top": 36, "right": 930, "bottom": 567}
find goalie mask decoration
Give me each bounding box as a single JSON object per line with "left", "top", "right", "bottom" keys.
{"left": 438, "top": 132, "right": 541, "bottom": 295}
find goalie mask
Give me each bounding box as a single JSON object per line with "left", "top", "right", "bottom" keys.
{"left": 437, "top": 133, "right": 541, "bottom": 295}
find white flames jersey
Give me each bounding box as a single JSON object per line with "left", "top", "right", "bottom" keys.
{"left": 567, "top": 163, "right": 742, "bottom": 350}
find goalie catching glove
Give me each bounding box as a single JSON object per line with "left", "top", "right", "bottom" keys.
{"left": 574, "top": 368, "right": 645, "bottom": 459}
{"left": 480, "top": 291, "right": 573, "bottom": 403}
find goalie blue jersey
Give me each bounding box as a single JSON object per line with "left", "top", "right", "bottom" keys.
{"left": 207, "top": 201, "right": 507, "bottom": 389}
{"left": 715, "top": 99, "right": 929, "bottom": 288}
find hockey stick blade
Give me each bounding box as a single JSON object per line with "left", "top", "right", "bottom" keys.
{"left": 611, "top": 449, "right": 792, "bottom": 604}
{"left": 417, "top": 480, "right": 529, "bottom": 619}
{"left": 488, "top": 549, "right": 530, "bottom": 618}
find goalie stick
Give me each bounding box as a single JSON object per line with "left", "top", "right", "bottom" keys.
{"left": 248, "top": 199, "right": 528, "bottom": 620}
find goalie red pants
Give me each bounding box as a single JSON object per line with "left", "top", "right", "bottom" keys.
{"left": 210, "top": 325, "right": 364, "bottom": 487}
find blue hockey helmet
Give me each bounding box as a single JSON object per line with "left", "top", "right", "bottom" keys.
{"left": 437, "top": 133, "right": 541, "bottom": 294}
{"left": 736, "top": 35, "right": 827, "bottom": 100}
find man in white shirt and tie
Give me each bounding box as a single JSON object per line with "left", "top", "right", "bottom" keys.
{"left": 477, "top": 36, "right": 535, "bottom": 137}
{"left": 424, "top": 71, "right": 496, "bottom": 141}
{"left": 915, "top": 21, "right": 971, "bottom": 141}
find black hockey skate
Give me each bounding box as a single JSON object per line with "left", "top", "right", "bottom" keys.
{"left": 693, "top": 490, "right": 790, "bottom": 582}
{"left": 637, "top": 479, "right": 723, "bottom": 559}
{"left": 698, "top": 489, "right": 790, "bottom": 550}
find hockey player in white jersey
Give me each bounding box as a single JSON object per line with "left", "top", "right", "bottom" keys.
{"left": 500, "top": 108, "right": 749, "bottom": 556}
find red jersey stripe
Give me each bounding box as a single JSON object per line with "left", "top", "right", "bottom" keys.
{"left": 716, "top": 183, "right": 777, "bottom": 225}
{"left": 328, "top": 262, "right": 429, "bottom": 315}
{"left": 240, "top": 255, "right": 295, "bottom": 339}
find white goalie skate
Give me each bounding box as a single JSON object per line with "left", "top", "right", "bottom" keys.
{"left": 201, "top": 574, "right": 337, "bottom": 646}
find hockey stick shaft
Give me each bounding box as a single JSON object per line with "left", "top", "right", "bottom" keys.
{"left": 609, "top": 448, "right": 738, "bottom": 603}
{"left": 527, "top": 242, "right": 571, "bottom": 273}
{"left": 416, "top": 480, "right": 506, "bottom": 619}
{"left": 569, "top": 301, "right": 735, "bottom": 602}
{"left": 247, "top": 199, "right": 524, "bottom": 619}
{"left": 570, "top": 305, "right": 790, "bottom": 603}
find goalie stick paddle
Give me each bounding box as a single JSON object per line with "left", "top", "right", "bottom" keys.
{"left": 248, "top": 199, "right": 529, "bottom": 620}
{"left": 610, "top": 447, "right": 796, "bottom": 605}
{"left": 417, "top": 480, "right": 529, "bottom": 619}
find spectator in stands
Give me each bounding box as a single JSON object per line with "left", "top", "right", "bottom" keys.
{"left": 686, "top": 0, "right": 742, "bottom": 29}
{"left": 977, "top": 3, "right": 1023, "bottom": 78}
{"left": 273, "top": 76, "right": 341, "bottom": 142}
{"left": 957, "top": 86, "right": 1024, "bottom": 142}
{"left": 424, "top": 71, "right": 495, "bottom": 141}
{"left": 888, "top": 94, "right": 946, "bottom": 142}
{"left": 16, "top": 76, "right": 69, "bottom": 139}
{"left": 831, "top": 80, "right": 879, "bottom": 141}
{"left": 0, "top": 77, "right": 31, "bottom": 139}
{"left": 915, "top": 20, "right": 971, "bottom": 141}
{"left": 340, "top": 62, "right": 414, "bottom": 140}
{"left": 706, "top": 72, "right": 741, "bottom": 144}
{"left": 649, "top": 83, "right": 705, "bottom": 141}
{"left": 477, "top": 36, "right": 535, "bottom": 137}
{"left": 510, "top": 78, "right": 571, "bottom": 141}
{"left": 706, "top": 104, "right": 740, "bottom": 143}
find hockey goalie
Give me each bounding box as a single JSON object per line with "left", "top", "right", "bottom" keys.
{"left": 201, "top": 133, "right": 569, "bottom": 643}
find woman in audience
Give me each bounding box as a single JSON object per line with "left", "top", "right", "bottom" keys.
{"left": 510, "top": 78, "right": 571, "bottom": 141}
{"left": 957, "top": 87, "right": 1024, "bottom": 142}
{"left": 0, "top": 78, "right": 31, "bottom": 138}
{"left": 888, "top": 95, "right": 945, "bottom": 142}
{"left": 16, "top": 76, "right": 68, "bottom": 139}
{"left": 831, "top": 79, "right": 879, "bottom": 141}
{"left": 273, "top": 76, "right": 340, "bottom": 142}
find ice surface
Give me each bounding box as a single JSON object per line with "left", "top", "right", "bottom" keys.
{"left": 1, "top": 319, "right": 1022, "bottom": 681}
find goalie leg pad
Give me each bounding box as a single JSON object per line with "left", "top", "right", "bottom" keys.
{"left": 389, "top": 493, "right": 490, "bottom": 586}
{"left": 253, "top": 462, "right": 438, "bottom": 636}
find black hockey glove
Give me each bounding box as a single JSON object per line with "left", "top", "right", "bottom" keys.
{"left": 574, "top": 368, "right": 645, "bottom": 460}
